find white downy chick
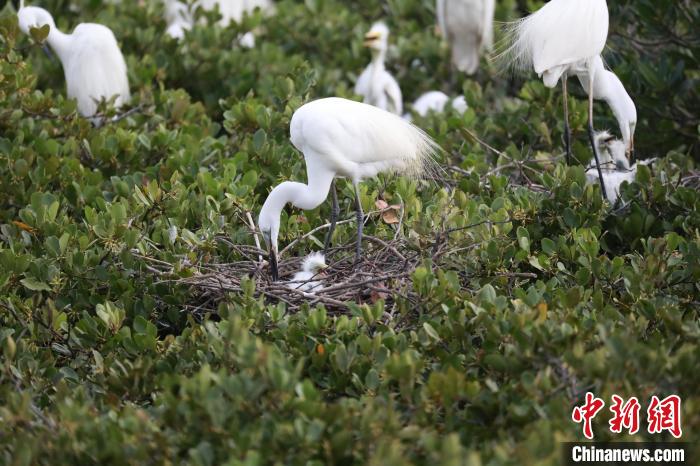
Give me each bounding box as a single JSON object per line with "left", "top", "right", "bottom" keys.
{"left": 586, "top": 131, "right": 635, "bottom": 203}
{"left": 287, "top": 252, "right": 327, "bottom": 294}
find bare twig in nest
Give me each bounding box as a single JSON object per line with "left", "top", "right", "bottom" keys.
{"left": 246, "top": 211, "right": 263, "bottom": 264}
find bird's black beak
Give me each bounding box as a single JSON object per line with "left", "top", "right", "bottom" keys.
{"left": 42, "top": 44, "right": 53, "bottom": 59}
{"left": 269, "top": 247, "right": 279, "bottom": 282}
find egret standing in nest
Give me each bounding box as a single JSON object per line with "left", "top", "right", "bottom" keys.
{"left": 354, "top": 22, "right": 403, "bottom": 115}
{"left": 437, "top": 0, "right": 495, "bottom": 75}
{"left": 258, "top": 97, "right": 439, "bottom": 281}
{"left": 286, "top": 252, "right": 327, "bottom": 294}
{"left": 17, "top": 4, "right": 130, "bottom": 120}
{"left": 501, "top": 0, "right": 611, "bottom": 199}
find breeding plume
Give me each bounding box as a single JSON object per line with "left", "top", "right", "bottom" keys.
{"left": 437, "top": 0, "right": 495, "bottom": 75}
{"left": 17, "top": 5, "right": 130, "bottom": 119}
{"left": 258, "top": 98, "right": 439, "bottom": 280}
{"left": 355, "top": 22, "right": 403, "bottom": 115}
{"left": 287, "top": 252, "right": 327, "bottom": 293}
{"left": 407, "top": 91, "right": 468, "bottom": 120}
{"left": 501, "top": 0, "right": 611, "bottom": 199}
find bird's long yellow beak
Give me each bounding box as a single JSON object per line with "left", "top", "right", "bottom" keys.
{"left": 363, "top": 32, "right": 380, "bottom": 47}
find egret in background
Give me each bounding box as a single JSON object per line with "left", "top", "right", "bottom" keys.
{"left": 164, "top": 0, "right": 192, "bottom": 40}
{"left": 406, "top": 91, "right": 468, "bottom": 120}
{"left": 501, "top": 0, "right": 610, "bottom": 199}
{"left": 258, "top": 97, "right": 440, "bottom": 281}
{"left": 17, "top": 5, "right": 130, "bottom": 120}
{"left": 355, "top": 22, "right": 403, "bottom": 115}
{"left": 437, "top": 0, "right": 495, "bottom": 75}
{"left": 576, "top": 56, "right": 637, "bottom": 162}
{"left": 286, "top": 252, "right": 327, "bottom": 293}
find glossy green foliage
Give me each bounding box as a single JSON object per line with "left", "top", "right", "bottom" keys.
{"left": 0, "top": 0, "right": 698, "bottom": 465}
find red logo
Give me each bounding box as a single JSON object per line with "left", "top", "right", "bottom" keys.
{"left": 572, "top": 392, "right": 606, "bottom": 440}
{"left": 647, "top": 395, "right": 682, "bottom": 438}
{"left": 609, "top": 395, "right": 641, "bottom": 435}
{"left": 572, "top": 393, "right": 683, "bottom": 439}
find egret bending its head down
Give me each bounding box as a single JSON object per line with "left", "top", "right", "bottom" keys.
{"left": 18, "top": 6, "right": 130, "bottom": 119}
{"left": 437, "top": 0, "right": 495, "bottom": 75}
{"left": 354, "top": 22, "right": 403, "bottom": 115}
{"left": 258, "top": 97, "right": 439, "bottom": 280}
{"left": 576, "top": 56, "right": 637, "bottom": 161}
{"left": 501, "top": 0, "right": 612, "bottom": 199}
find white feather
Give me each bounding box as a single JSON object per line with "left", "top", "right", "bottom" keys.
{"left": 287, "top": 252, "right": 326, "bottom": 294}
{"left": 437, "top": 0, "right": 495, "bottom": 75}
{"left": 18, "top": 6, "right": 130, "bottom": 119}
{"left": 409, "top": 91, "right": 468, "bottom": 118}
{"left": 501, "top": 0, "right": 609, "bottom": 86}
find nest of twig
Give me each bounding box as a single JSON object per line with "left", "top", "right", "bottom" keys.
{"left": 144, "top": 237, "right": 426, "bottom": 313}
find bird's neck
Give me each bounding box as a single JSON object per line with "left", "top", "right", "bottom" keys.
{"left": 46, "top": 27, "right": 71, "bottom": 61}
{"left": 370, "top": 49, "right": 386, "bottom": 69}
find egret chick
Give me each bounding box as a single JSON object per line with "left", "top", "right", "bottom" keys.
{"left": 407, "top": 91, "right": 467, "bottom": 120}
{"left": 355, "top": 22, "right": 403, "bottom": 115}
{"left": 258, "top": 97, "right": 439, "bottom": 280}
{"left": 437, "top": 0, "right": 495, "bottom": 75}
{"left": 18, "top": 6, "right": 130, "bottom": 120}
{"left": 501, "top": 0, "right": 610, "bottom": 198}
{"left": 287, "top": 252, "right": 327, "bottom": 294}
{"left": 585, "top": 131, "right": 635, "bottom": 203}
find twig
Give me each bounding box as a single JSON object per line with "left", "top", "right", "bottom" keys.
{"left": 246, "top": 211, "right": 263, "bottom": 264}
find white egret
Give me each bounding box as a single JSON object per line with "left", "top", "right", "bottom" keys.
{"left": 354, "top": 22, "right": 403, "bottom": 115}
{"left": 164, "top": 0, "right": 193, "bottom": 40}
{"left": 501, "top": 0, "right": 610, "bottom": 199}
{"left": 406, "top": 91, "right": 468, "bottom": 120}
{"left": 286, "top": 252, "right": 327, "bottom": 293}
{"left": 164, "top": 0, "right": 273, "bottom": 46}
{"left": 17, "top": 6, "right": 130, "bottom": 120}
{"left": 437, "top": 0, "right": 495, "bottom": 75}
{"left": 258, "top": 97, "right": 439, "bottom": 280}
{"left": 576, "top": 56, "right": 637, "bottom": 162}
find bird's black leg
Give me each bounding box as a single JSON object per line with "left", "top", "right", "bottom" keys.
{"left": 562, "top": 73, "right": 572, "bottom": 165}
{"left": 324, "top": 179, "right": 339, "bottom": 254}
{"left": 586, "top": 71, "right": 608, "bottom": 201}
{"left": 629, "top": 133, "right": 636, "bottom": 165}
{"left": 353, "top": 183, "right": 364, "bottom": 263}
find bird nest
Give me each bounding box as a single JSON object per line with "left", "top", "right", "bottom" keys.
{"left": 143, "top": 238, "right": 426, "bottom": 313}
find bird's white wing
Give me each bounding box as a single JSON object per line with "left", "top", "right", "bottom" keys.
{"left": 65, "top": 24, "right": 130, "bottom": 117}
{"left": 505, "top": 0, "right": 609, "bottom": 75}
{"left": 290, "top": 98, "right": 440, "bottom": 180}
{"left": 443, "top": 0, "right": 485, "bottom": 74}
{"left": 382, "top": 73, "right": 403, "bottom": 116}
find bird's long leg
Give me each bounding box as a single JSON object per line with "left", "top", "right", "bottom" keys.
{"left": 353, "top": 183, "right": 364, "bottom": 263}
{"left": 586, "top": 67, "right": 608, "bottom": 201}
{"left": 562, "top": 73, "right": 572, "bottom": 165}
{"left": 324, "top": 179, "right": 339, "bottom": 253}
{"left": 629, "top": 131, "right": 636, "bottom": 165}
